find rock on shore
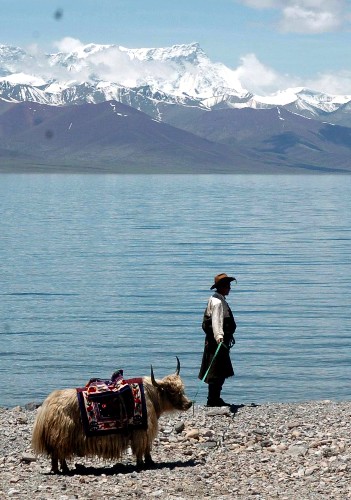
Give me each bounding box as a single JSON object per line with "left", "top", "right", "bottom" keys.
{"left": 1, "top": 400, "right": 350, "bottom": 499}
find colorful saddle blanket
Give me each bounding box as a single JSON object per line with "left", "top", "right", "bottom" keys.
{"left": 77, "top": 370, "right": 147, "bottom": 437}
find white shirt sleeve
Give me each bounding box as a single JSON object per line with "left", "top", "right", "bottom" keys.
{"left": 211, "top": 301, "right": 224, "bottom": 342}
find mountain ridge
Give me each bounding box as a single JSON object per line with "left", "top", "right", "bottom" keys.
{"left": 1, "top": 42, "right": 350, "bottom": 121}
{"left": 0, "top": 42, "right": 351, "bottom": 173}
{"left": 0, "top": 99, "right": 350, "bottom": 174}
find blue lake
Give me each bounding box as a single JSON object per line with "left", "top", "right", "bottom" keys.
{"left": 0, "top": 174, "right": 350, "bottom": 408}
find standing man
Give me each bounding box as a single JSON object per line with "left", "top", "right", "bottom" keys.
{"left": 199, "top": 273, "right": 237, "bottom": 407}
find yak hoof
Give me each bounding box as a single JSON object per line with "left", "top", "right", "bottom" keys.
{"left": 136, "top": 458, "right": 155, "bottom": 470}
{"left": 136, "top": 459, "right": 144, "bottom": 470}
{"left": 144, "top": 457, "right": 155, "bottom": 467}
{"left": 60, "top": 460, "right": 70, "bottom": 474}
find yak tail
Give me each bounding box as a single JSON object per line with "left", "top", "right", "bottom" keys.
{"left": 31, "top": 389, "right": 82, "bottom": 459}
{"left": 32, "top": 402, "right": 51, "bottom": 455}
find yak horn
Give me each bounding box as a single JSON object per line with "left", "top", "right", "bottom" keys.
{"left": 150, "top": 365, "right": 160, "bottom": 387}
{"left": 175, "top": 356, "right": 180, "bottom": 376}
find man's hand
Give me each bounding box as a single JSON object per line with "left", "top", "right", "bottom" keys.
{"left": 217, "top": 336, "right": 223, "bottom": 344}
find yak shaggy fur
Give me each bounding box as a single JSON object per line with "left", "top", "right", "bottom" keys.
{"left": 32, "top": 366, "right": 192, "bottom": 473}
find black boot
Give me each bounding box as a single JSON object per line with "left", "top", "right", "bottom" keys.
{"left": 207, "top": 379, "right": 231, "bottom": 407}
{"left": 216, "top": 398, "right": 231, "bottom": 407}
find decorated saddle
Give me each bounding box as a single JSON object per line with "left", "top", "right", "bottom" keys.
{"left": 77, "top": 370, "right": 147, "bottom": 437}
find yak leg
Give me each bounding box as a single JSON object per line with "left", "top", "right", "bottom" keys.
{"left": 51, "top": 455, "right": 69, "bottom": 474}
{"left": 60, "top": 459, "right": 69, "bottom": 473}
{"left": 135, "top": 452, "right": 154, "bottom": 469}
{"left": 134, "top": 448, "right": 144, "bottom": 469}
{"left": 51, "top": 455, "right": 59, "bottom": 474}
{"left": 144, "top": 450, "right": 154, "bottom": 467}
{"left": 135, "top": 446, "right": 154, "bottom": 469}
{"left": 131, "top": 430, "right": 154, "bottom": 468}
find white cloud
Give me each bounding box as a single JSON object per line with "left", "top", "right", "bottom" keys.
{"left": 280, "top": 3, "right": 343, "bottom": 33}
{"left": 53, "top": 37, "right": 85, "bottom": 53}
{"left": 233, "top": 53, "right": 300, "bottom": 94}
{"left": 87, "top": 46, "right": 176, "bottom": 87}
{"left": 231, "top": 53, "right": 351, "bottom": 96}
{"left": 239, "top": 0, "right": 276, "bottom": 7}
{"left": 13, "top": 38, "right": 177, "bottom": 87}
{"left": 237, "top": 0, "right": 350, "bottom": 33}
{"left": 305, "top": 70, "right": 351, "bottom": 95}
{"left": 26, "top": 43, "right": 41, "bottom": 56}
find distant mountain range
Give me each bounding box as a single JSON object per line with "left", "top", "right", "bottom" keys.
{"left": 0, "top": 42, "right": 351, "bottom": 173}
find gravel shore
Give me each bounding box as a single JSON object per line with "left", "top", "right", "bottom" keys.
{"left": 1, "top": 400, "right": 350, "bottom": 499}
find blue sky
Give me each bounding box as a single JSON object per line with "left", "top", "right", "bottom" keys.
{"left": 1, "top": 0, "right": 351, "bottom": 94}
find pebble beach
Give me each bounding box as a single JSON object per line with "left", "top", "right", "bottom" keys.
{"left": 1, "top": 400, "right": 351, "bottom": 499}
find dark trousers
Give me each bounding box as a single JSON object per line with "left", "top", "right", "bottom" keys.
{"left": 207, "top": 378, "right": 225, "bottom": 403}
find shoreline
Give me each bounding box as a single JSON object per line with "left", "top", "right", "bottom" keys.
{"left": 1, "top": 400, "right": 350, "bottom": 499}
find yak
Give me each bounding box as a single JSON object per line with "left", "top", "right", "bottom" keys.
{"left": 32, "top": 357, "right": 192, "bottom": 473}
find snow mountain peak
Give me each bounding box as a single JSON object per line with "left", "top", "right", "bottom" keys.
{"left": 0, "top": 42, "right": 350, "bottom": 126}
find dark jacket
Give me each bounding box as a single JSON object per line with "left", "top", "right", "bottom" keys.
{"left": 198, "top": 293, "right": 236, "bottom": 383}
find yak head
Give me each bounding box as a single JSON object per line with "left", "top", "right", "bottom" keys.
{"left": 150, "top": 357, "right": 192, "bottom": 412}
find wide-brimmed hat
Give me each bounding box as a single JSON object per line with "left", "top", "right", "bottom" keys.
{"left": 210, "top": 273, "right": 236, "bottom": 290}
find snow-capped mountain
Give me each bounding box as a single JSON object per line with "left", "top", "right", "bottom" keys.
{"left": 0, "top": 42, "right": 247, "bottom": 99}
{"left": 1, "top": 41, "right": 350, "bottom": 127}
{"left": 0, "top": 44, "right": 29, "bottom": 76}
{"left": 1, "top": 42, "right": 351, "bottom": 174}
